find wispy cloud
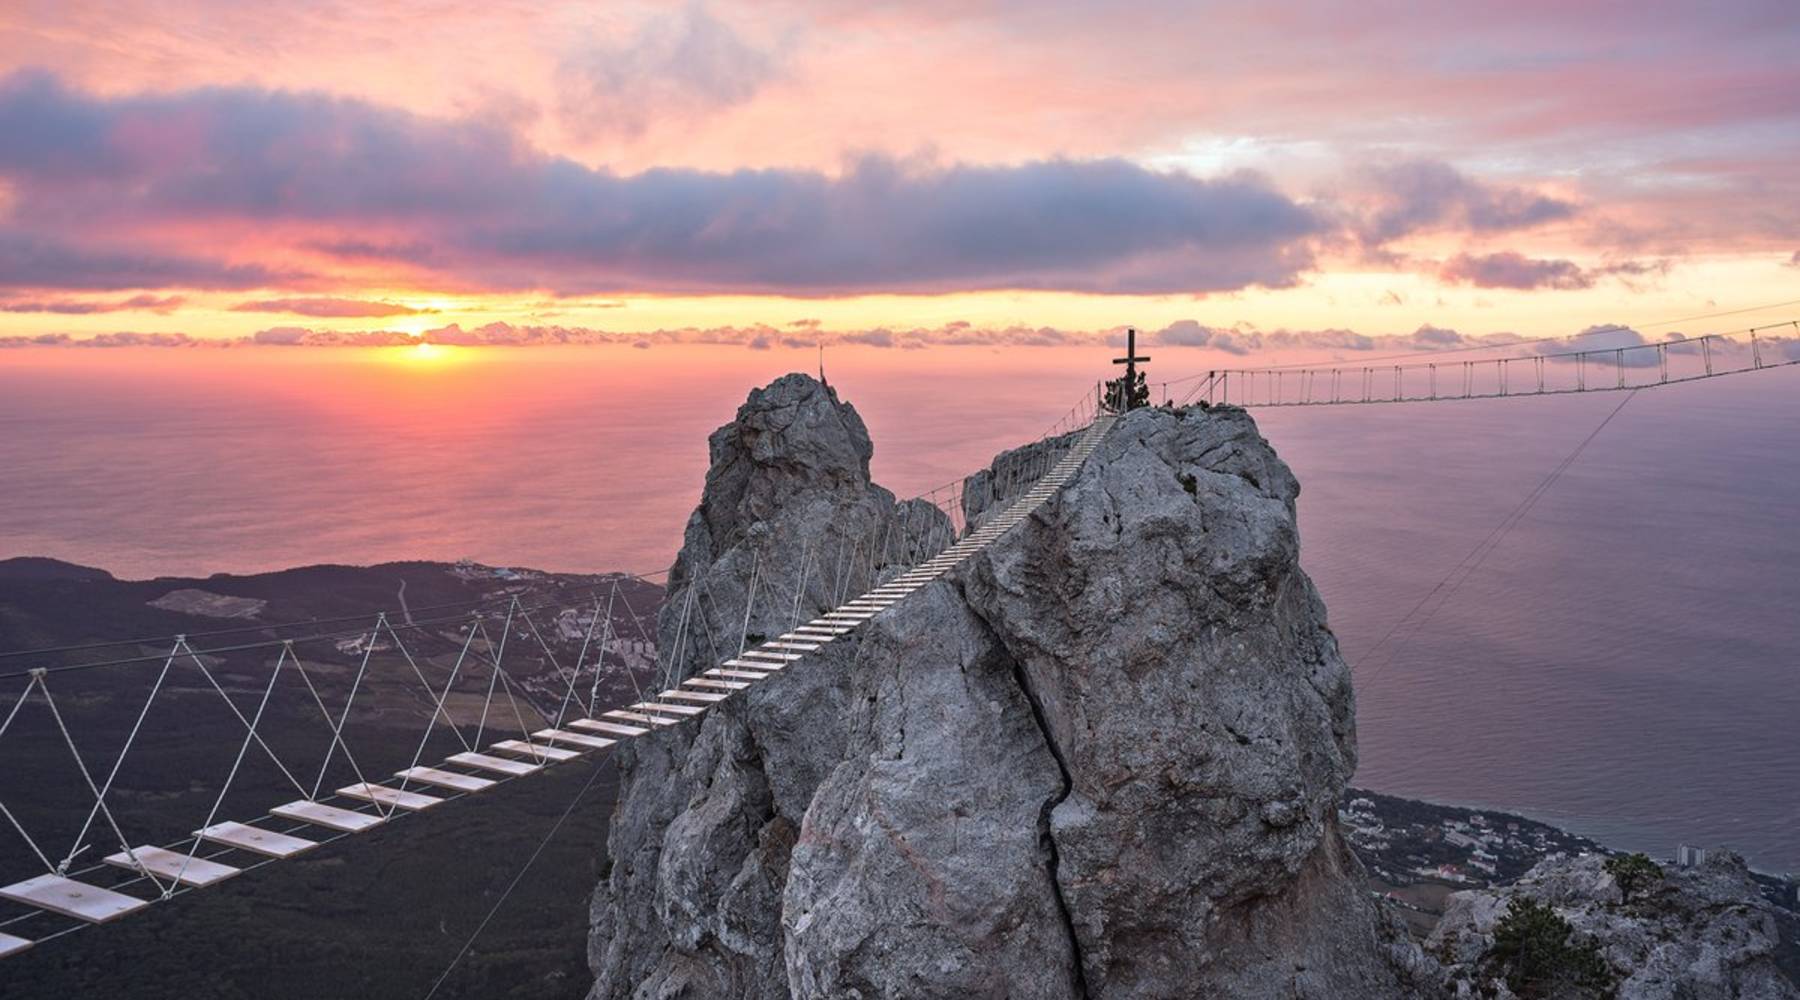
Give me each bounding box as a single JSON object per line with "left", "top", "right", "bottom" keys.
{"left": 1348, "top": 161, "right": 1577, "bottom": 246}
{"left": 557, "top": 3, "right": 780, "bottom": 139}
{"left": 252, "top": 326, "right": 418, "bottom": 346}
{"left": 231, "top": 298, "right": 432, "bottom": 317}
{"left": 1438, "top": 252, "right": 1670, "bottom": 291}
{"left": 0, "top": 293, "right": 183, "bottom": 314}
{"left": 1, "top": 331, "right": 205, "bottom": 348}
{"left": 1439, "top": 252, "right": 1592, "bottom": 290}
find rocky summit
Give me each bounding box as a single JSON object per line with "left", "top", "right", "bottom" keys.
{"left": 584, "top": 373, "right": 1782, "bottom": 999}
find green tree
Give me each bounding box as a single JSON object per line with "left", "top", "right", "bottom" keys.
{"left": 1482, "top": 897, "right": 1616, "bottom": 1000}
{"left": 1603, "top": 853, "right": 1664, "bottom": 904}
{"left": 1105, "top": 370, "right": 1149, "bottom": 411}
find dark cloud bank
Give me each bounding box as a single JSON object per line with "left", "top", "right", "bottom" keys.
{"left": 0, "top": 70, "right": 1633, "bottom": 299}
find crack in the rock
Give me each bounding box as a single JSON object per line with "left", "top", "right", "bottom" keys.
{"left": 1005, "top": 641, "right": 1095, "bottom": 1000}
{"left": 961, "top": 563, "right": 1094, "bottom": 1000}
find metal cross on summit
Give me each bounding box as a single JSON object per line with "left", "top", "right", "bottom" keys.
{"left": 1109, "top": 326, "right": 1151, "bottom": 411}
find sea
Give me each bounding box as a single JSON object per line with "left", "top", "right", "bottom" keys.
{"left": 2, "top": 342, "right": 1796, "bottom": 872}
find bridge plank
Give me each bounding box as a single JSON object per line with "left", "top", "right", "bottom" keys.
{"left": 570, "top": 718, "right": 651, "bottom": 737}
{"left": 683, "top": 678, "right": 750, "bottom": 691}
{"left": 658, "top": 688, "right": 728, "bottom": 703}
{"left": 720, "top": 660, "right": 780, "bottom": 672}
{"left": 604, "top": 710, "right": 679, "bottom": 727}
{"left": 446, "top": 751, "right": 542, "bottom": 776}
{"left": 533, "top": 727, "right": 616, "bottom": 749}
{"left": 395, "top": 766, "right": 495, "bottom": 793}
{"left": 632, "top": 701, "right": 705, "bottom": 716}
{"left": 271, "top": 799, "right": 386, "bottom": 832}
{"left": 337, "top": 783, "right": 443, "bottom": 812}
{"left": 104, "top": 846, "right": 238, "bottom": 887}
{"left": 491, "top": 739, "right": 579, "bottom": 762}
{"left": 0, "top": 875, "right": 148, "bottom": 924}
{"left": 708, "top": 668, "right": 773, "bottom": 680}
{"left": 195, "top": 821, "right": 319, "bottom": 858}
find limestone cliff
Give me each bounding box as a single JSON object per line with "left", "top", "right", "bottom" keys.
{"left": 588, "top": 373, "right": 1427, "bottom": 999}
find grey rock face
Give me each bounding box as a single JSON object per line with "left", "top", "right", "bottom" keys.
{"left": 591, "top": 374, "right": 936, "bottom": 1000}
{"left": 1432, "top": 850, "right": 1799, "bottom": 1000}
{"left": 959, "top": 405, "right": 1421, "bottom": 999}
{"left": 589, "top": 382, "right": 1423, "bottom": 1000}
{"left": 782, "top": 585, "right": 1081, "bottom": 1000}
{"left": 656, "top": 372, "right": 949, "bottom": 688}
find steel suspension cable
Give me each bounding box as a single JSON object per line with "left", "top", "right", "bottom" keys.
{"left": 1355, "top": 389, "right": 1640, "bottom": 680}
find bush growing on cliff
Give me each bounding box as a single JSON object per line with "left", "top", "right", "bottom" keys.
{"left": 1104, "top": 370, "right": 1149, "bottom": 411}
{"left": 1603, "top": 852, "right": 1663, "bottom": 904}
{"left": 1481, "top": 897, "right": 1615, "bottom": 999}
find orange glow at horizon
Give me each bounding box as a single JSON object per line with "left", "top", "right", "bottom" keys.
{"left": 3, "top": 251, "right": 1795, "bottom": 350}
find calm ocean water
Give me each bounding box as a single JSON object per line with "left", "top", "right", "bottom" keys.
{"left": 2, "top": 344, "right": 1796, "bottom": 871}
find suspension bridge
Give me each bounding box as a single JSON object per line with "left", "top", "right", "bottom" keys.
{"left": 1168, "top": 320, "right": 1800, "bottom": 408}
{"left": 0, "top": 316, "right": 1794, "bottom": 971}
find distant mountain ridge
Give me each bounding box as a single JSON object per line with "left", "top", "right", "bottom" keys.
{"left": 0, "top": 557, "right": 641, "bottom": 658}
{"left": 0, "top": 556, "right": 115, "bottom": 582}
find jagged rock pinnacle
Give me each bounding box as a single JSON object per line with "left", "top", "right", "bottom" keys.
{"left": 590, "top": 377, "right": 1428, "bottom": 999}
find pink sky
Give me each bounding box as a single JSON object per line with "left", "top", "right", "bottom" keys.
{"left": 1, "top": 1, "right": 1797, "bottom": 347}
